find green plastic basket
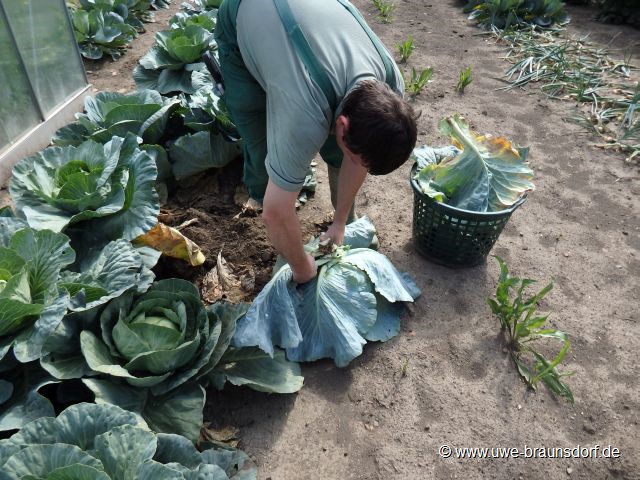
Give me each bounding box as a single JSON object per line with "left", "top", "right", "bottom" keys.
{"left": 410, "top": 164, "right": 526, "bottom": 268}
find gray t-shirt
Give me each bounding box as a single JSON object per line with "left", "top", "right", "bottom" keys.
{"left": 236, "top": 0, "right": 404, "bottom": 191}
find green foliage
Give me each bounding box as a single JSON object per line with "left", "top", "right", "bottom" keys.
{"left": 52, "top": 90, "right": 180, "bottom": 147}
{"left": 134, "top": 25, "right": 214, "bottom": 95}
{"left": 456, "top": 66, "right": 473, "bottom": 93}
{"left": 181, "top": 0, "right": 222, "bottom": 14}
{"left": 169, "top": 10, "right": 217, "bottom": 31}
{"left": 488, "top": 257, "right": 574, "bottom": 403}
{"left": 69, "top": 4, "right": 138, "bottom": 60}
{"left": 233, "top": 218, "right": 420, "bottom": 368}
{"left": 372, "top": 0, "right": 394, "bottom": 23}
{"left": 9, "top": 134, "right": 160, "bottom": 242}
{"left": 464, "top": 0, "right": 570, "bottom": 29}
{"left": 75, "top": 280, "right": 302, "bottom": 439}
{"left": 179, "top": 69, "right": 240, "bottom": 139}
{"left": 0, "top": 402, "right": 258, "bottom": 479}
{"left": 79, "top": 0, "right": 155, "bottom": 29}
{"left": 396, "top": 36, "right": 415, "bottom": 63}
{"left": 0, "top": 226, "right": 73, "bottom": 354}
{"left": 413, "top": 115, "right": 534, "bottom": 211}
{"left": 404, "top": 67, "right": 434, "bottom": 96}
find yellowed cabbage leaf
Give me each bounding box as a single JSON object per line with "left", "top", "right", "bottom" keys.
{"left": 133, "top": 223, "right": 205, "bottom": 266}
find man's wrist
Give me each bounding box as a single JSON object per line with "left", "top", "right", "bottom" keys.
{"left": 333, "top": 211, "right": 349, "bottom": 227}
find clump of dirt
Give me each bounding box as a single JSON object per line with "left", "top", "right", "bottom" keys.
{"left": 152, "top": 167, "right": 275, "bottom": 298}
{"left": 152, "top": 158, "right": 325, "bottom": 299}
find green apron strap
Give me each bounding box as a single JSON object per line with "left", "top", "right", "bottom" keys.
{"left": 272, "top": 0, "right": 338, "bottom": 110}
{"left": 336, "top": 0, "right": 396, "bottom": 90}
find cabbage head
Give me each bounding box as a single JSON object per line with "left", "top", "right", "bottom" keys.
{"left": 133, "top": 26, "right": 214, "bottom": 94}
{"left": 10, "top": 134, "right": 159, "bottom": 242}
{"left": 78, "top": 279, "right": 302, "bottom": 440}
{"left": 52, "top": 90, "right": 180, "bottom": 148}
{"left": 0, "top": 402, "right": 257, "bottom": 479}
{"left": 233, "top": 217, "right": 421, "bottom": 367}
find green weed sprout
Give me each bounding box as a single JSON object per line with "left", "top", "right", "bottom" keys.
{"left": 373, "top": 0, "right": 394, "bottom": 23}
{"left": 456, "top": 66, "right": 473, "bottom": 93}
{"left": 404, "top": 67, "right": 434, "bottom": 97}
{"left": 488, "top": 257, "right": 574, "bottom": 403}
{"left": 397, "top": 36, "right": 415, "bottom": 63}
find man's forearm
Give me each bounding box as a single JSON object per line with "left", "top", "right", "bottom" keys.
{"left": 262, "top": 180, "right": 309, "bottom": 276}
{"left": 334, "top": 159, "right": 368, "bottom": 225}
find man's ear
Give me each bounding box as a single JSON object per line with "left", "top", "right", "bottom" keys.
{"left": 336, "top": 115, "right": 350, "bottom": 148}
{"left": 336, "top": 114, "right": 349, "bottom": 134}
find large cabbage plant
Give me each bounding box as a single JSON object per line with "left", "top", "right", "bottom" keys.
{"left": 413, "top": 115, "right": 534, "bottom": 212}
{"left": 77, "top": 279, "right": 302, "bottom": 441}
{"left": 170, "top": 10, "right": 217, "bottom": 31}
{"left": 76, "top": 0, "right": 155, "bottom": 32}
{"left": 52, "top": 90, "right": 180, "bottom": 148}
{"left": 69, "top": 3, "right": 138, "bottom": 60}
{"left": 233, "top": 218, "right": 421, "bottom": 367}
{"left": 0, "top": 402, "right": 257, "bottom": 479}
{"left": 10, "top": 134, "right": 159, "bottom": 243}
{"left": 167, "top": 70, "right": 241, "bottom": 179}
{"left": 0, "top": 216, "right": 157, "bottom": 431}
{"left": 169, "top": 131, "right": 241, "bottom": 180}
{"left": 134, "top": 25, "right": 214, "bottom": 95}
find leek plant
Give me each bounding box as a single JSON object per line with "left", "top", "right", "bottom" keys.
{"left": 404, "top": 67, "right": 434, "bottom": 97}
{"left": 397, "top": 36, "right": 415, "bottom": 63}
{"left": 456, "top": 66, "right": 473, "bottom": 93}
{"left": 488, "top": 257, "right": 574, "bottom": 403}
{"left": 372, "top": 0, "right": 394, "bottom": 23}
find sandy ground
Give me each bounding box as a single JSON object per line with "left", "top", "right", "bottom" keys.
{"left": 205, "top": 3, "right": 640, "bottom": 480}
{"left": 1, "top": 1, "right": 638, "bottom": 479}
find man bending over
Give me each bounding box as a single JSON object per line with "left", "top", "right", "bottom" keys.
{"left": 215, "top": 0, "right": 418, "bottom": 284}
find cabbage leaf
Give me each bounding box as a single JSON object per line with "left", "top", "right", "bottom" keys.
{"left": 0, "top": 402, "right": 258, "bottom": 478}
{"left": 414, "top": 115, "right": 534, "bottom": 212}
{"left": 233, "top": 218, "right": 420, "bottom": 367}
{"left": 53, "top": 90, "right": 180, "bottom": 148}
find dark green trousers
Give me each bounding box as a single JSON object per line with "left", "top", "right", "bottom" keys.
{"left": 215, "top": 0, "right": 343, "bottom": 202}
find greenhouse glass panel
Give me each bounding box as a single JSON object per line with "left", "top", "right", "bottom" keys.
{"left": 0, "top": 6, "right": 41, "bottom": 149}
{"left": 2, "top": 0, "right": 86, "bottom": 116}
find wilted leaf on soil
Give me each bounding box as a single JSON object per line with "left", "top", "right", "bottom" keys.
{"left": 133, "top": 222, "right": 205, "bottom": 266}
{"left": 200, "top": 422, "right": 240, "bottom": 448}
{"left": 201, "top": 252, "right": 254, "bottom": 304}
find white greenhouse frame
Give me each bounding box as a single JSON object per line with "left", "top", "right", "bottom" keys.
{"left": 0, "top": 0, "right": 90, "bottom": 185}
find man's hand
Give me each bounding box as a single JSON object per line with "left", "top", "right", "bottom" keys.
{"left": 292, "top": 254, "right": 317, "bottom": 284}
{"left": 320, "top": 222, "right": 345, "bottom": 246}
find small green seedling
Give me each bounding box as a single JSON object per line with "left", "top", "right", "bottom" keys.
{"left": 404, "top": 67, "right": 434, "bottom": 97}
{"left": 456, "top": 66, "right": 473, "bottom": 93}
{"left": 372, "top": 0, "right": 394, "bottom": 23}
{"left": 488, "top": 257, "right": 574, "bottom": 403}
{"left": 397, "top": 36, "right": 415, "bottom": 63}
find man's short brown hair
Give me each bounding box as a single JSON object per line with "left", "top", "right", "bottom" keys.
{"left": 340, "top": 80, "right": 418, "bottom": 175}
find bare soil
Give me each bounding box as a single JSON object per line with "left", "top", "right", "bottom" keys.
{"left": 1, "top": 1, "right": 639, "bottom": 479}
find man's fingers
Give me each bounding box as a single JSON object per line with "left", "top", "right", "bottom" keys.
{"left": 319, "top": 235, "right": 332, "bottom": 246}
